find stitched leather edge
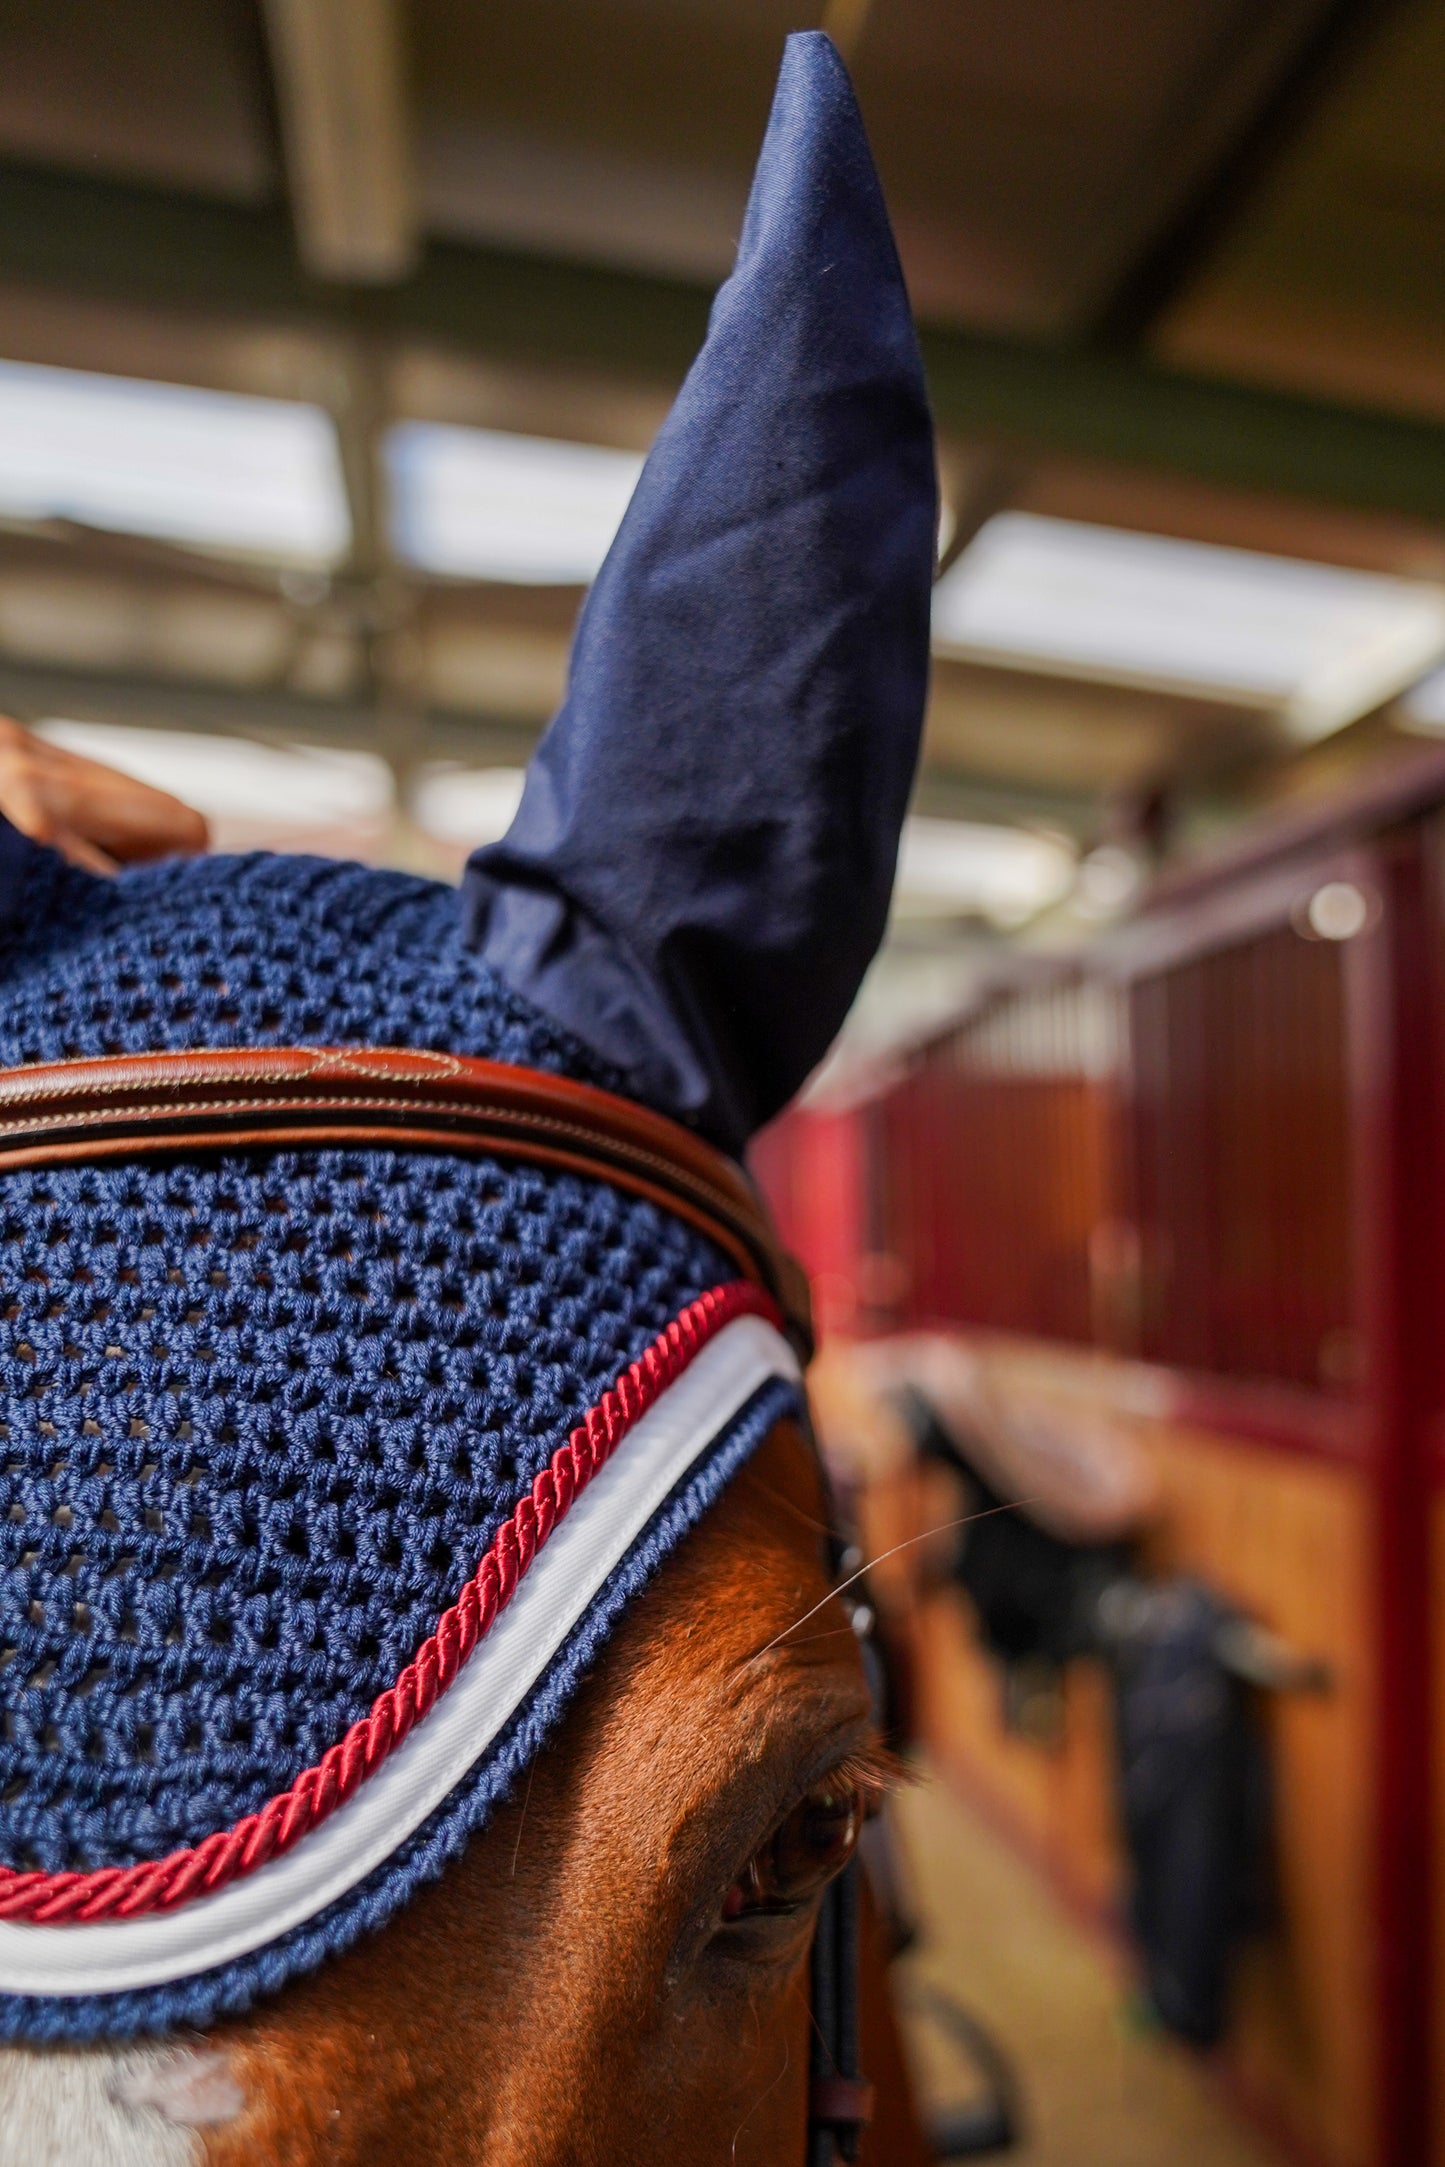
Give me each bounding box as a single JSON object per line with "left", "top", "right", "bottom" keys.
{"left": 0, "top": 1048, "right": 813, "bottom": 1353}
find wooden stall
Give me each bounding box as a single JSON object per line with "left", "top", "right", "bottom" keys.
{"left": 756, "top": 760, "right": 1445, "bottom": 2167}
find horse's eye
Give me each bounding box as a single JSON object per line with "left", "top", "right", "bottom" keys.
{"left": 721, "top": 1772, "right": 867, "bottom": 1921}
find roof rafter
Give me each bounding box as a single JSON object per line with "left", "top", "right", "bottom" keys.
{"left": 0, "top": 163, "right": 1443, "bottom": 526}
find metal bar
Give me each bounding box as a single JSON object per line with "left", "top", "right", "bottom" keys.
{"left": 1212, "top": 1616, "right": 1333, "bottom": 1694}
{"left": 1345, "top": 832, "right": 1437, "bottom": 2167}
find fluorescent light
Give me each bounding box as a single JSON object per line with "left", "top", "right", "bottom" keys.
{"left": 387, "top": 422, "right": 643, "bottom": 584}
{"left": 933, "top": 513, "right": 1445, "bottom": 741}
{"left": 1073, "top": 844, "right": 1143, "bottom": 922}
{"left": 1304, "top": 881, "right": 1370, "bottom": 942}
{"left": 409, "top": 764, "right": 527, "bottom": 847}
{"left": 36, "top": 722, "right": 392, "bottom": 829}
{"left": 0, "top": 361, "right": 350, "bottom": 566}
{"left": 894, "top": 816, "right": 1074, "bottom": 927}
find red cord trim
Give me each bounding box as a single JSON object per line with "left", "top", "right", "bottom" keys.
{"left": 0, "top": 1280, "right": 779, "bottom": 1925}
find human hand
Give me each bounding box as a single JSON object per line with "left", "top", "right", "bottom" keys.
{"left": 0, "top": 718, "right": 209, "bottom": 874}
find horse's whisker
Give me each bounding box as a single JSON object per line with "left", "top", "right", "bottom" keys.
{"left": 509, "top": 1761, "right": 537, "bottom": 1881}
{"left": 730, "top": 2012, "right": 791, "bottom": 2159}
{"left": 744, "top": 1474, "right": 836, "bottom": 1540}
{"left": 755, "top": 1498, "right": 1039, "bottom": 1656}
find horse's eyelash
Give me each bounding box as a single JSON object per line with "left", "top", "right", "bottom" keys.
{"left": 828, "top": 1741, "right": 911, "bottom": 1805}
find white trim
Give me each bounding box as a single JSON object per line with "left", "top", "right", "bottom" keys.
{"left": 0, "top": 1314, "right": 800, "bottom": 1997}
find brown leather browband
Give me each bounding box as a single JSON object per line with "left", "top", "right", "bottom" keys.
{"left": 0, "top": 1046, "right": 813, "bottom": 1355}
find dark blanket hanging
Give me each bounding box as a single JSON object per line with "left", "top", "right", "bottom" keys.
{"left": 896, "top": 1384, "right": 1126, "bottom": 1666}
{"left": 895, "top": 1386, "right": 1271, "bottom": 2048}
{"left": 1106, "top": 1578, "right": 1273, "bottom": 2047}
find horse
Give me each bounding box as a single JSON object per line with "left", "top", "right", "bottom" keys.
{"left": 0, "top": 32, "right": 941, "bottom": 2162}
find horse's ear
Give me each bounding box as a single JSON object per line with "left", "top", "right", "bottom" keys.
{"left": 464, "top": 31, "right": 937, "bottom": 1151}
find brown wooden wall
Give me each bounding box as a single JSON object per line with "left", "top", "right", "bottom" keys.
{"left": 830, "top": 1338, "right": 1378, "bottom": 2167}
{"left": 774, "top": 829, "right": 1445, "bottom": 2167}
{"left": 874, "top": 920, "right": 1359, "bottom": 1398}
{"left": 878, "top": 976, "right": 1119, "bottom": 1346}
{"left": 1128, "top": 925, "right": 1357, "bottom": 1390}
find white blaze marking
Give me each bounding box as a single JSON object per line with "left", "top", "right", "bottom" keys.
{"left": 0, "top": 2043, "right": 245, "bottom": 2164}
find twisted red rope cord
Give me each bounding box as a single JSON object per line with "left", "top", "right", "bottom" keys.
{"left": 0, "top": 1279, "right": 778, "bottom": 1925}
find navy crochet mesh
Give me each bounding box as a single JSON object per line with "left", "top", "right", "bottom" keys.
{"left": 0, "top": 848, "right": 625, "bottom": 1080}
{"left": 0, "top": 853, "right": 727, "bottom": 1888}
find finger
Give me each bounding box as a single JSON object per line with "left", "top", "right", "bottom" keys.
{"left": 0, "top": 725, "right": 210, "bottom": 865}
{"left": 0, "top": 771, "right": 52, "bottom": 844}
{"left": 48, "top": 827, "right": 120, "bottom": 877}
{"left": 75, "top": 783, "right": 210, "bottom": 863}
{"left": 30, "top": 754, "right": 209, "bottom": 864}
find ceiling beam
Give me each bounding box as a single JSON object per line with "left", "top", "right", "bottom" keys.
{"left": 914, "top": 333, "right": 1445, "bottom": 531}
{"left": 818, "top": 0, "right": 877, "bottom": 63}
{"left": 0, "top": 651, "right": 1109, "bottom": 836}
{"left": 3, "top": 163, "right": 1445, "bottom": 525}
{"left": 0, "top": 655, "right": 540, "bottom": 768}
{"left": 1095, "top": 0, "right": 1416, "bottom": 345}
{"left": 260, "top": 0, "right": 416, "bottom": 283}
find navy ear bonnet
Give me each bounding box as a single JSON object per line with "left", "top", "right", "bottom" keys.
{"left": 0, "top": 855, "right": 766, "bottom": 2040}
{"left": 0, "top": 33, "right": 932, "bottom": 2041}
{"left": 467, "top": 30, "right": 936, "bottom": 1152}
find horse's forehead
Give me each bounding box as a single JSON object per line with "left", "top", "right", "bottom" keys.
{"left": 573, "top": 1421, "right": 847, "bottom": 1777}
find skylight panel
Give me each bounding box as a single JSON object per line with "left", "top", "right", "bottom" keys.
{"left": 932, "top": 513, "right": 1445, "bottom": 741}
{"left": 409, "top": 764, "right": 527, "bottom": 847}
{"left": 386, "top": 422, "right": 644, "bottom": 584}
{"left": 36, "top": 723, "right": 392, "bottom": 832}
{"left": 0, "top": 361, "right": 350, "bottom": 566}
{"left": 893, "top": 816, "right": 1075, "bottom": 927}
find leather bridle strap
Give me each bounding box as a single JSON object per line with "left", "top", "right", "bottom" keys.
{"left": 806, "top": 1447, "right": 877, "bottom": 2165}
{"left": 0, "top": 1045, "right": 812, "bottom": 1357}
{"left": 810, "top": 1861, "right": 875, "bottom": 2162}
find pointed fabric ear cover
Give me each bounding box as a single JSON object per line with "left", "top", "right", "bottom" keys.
{"left": 464, "top": 32, "right": 937, "bottom": 1154}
